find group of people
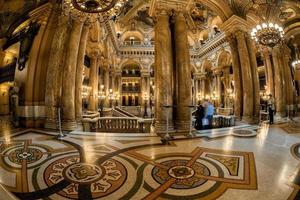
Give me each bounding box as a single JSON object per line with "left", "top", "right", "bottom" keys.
{"left": 194, "top": 94, "right": 276, "bottom": 131}
{"left": 194, "top": 101, "right": 215, "bottom": 130}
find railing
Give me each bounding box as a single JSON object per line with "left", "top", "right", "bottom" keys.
{"left": 82, "top": 117, "right": 152, "bottom": 133}
{"left": 122, "top": 88, "right": 141, "bottom": 93}
{"left": 114, "top": 107, "right": 136, "bottom": 117}
{"left": 98, "top": 117, "right": 141, "bottom": 133}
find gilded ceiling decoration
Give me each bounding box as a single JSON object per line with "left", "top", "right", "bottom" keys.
{"left": 0, "top": 0, "right": 47, "bottom": 38}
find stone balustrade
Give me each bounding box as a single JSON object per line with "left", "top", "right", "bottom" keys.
{"left": 213, "top": 115, "right": 236, "bottom": 128}
{"left": 82, "top": 117, "right": 153, "bottom": 133}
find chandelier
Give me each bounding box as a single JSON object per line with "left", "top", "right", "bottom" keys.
{"left": 62, "top": 0, "right": 128, "bottom": 23}
{"left": 251, "top": 23, "right": 284, "bottom": 48}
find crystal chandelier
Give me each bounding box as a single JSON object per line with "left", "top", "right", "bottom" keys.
{"left": 62, "top": 0, "right": 128, "bottom": 23}
{"left": 251, "top": 23, "right": 284, "bottom": 48}
{"left": 292, "top": 44, "right": 300, "bottom": 69}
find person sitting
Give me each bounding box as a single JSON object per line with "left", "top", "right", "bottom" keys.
{"left": 195, "top": 105, "right": 205, "bottom": 130}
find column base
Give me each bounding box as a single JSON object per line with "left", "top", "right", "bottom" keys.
{"left": 61, "top": 119, "right": 77, "bottom": 131}
{"left": 76, "top": 118, "right": 83, "bottom": 131}
{"left": 241, "top": 116, "right": 257, "bottom": 124}
{"left": 155, "top": 120, "right": 175, "bottom": 134}
{"left": 275, "top": 112, "right": 286, "bottom": 119}
{"left": 175, "top": 120, "right": 191, "bottom": 132}
{"left": 45, "top": 118, "right": 58, "bottom": 130}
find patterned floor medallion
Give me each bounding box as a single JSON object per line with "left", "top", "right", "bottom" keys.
{"left": 44, "top": 155, "right": 127, "bottom": 199}
{"left": 2, "top": 145, "right": 49, "bottom": 169}
{"left": 142, "top": 148, "right": 257, "bottom": 199}
{"left": 152, "top": 159, "right": 210, "bottom": 189}
{"left": 63, "top": 163, "right": 104, "bottom": 185}
{"left": 232, "top": 129, "right": 257, "bottom": 137}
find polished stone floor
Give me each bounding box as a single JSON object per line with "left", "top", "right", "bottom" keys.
{"left": 0, "top": 123, "right": 299, "bottom": 200}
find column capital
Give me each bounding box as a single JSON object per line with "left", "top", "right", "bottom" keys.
{"left": 149, "top": 0, "right": 191, "bottom": 17}
{"left": 199, "top": 72, "right": 207, "bottom": 80}
{"left": 193, "top": 72, "right": 202, "bottom": 80}
{"left": 221, "top": 15, "right": 251, "bottom": 35}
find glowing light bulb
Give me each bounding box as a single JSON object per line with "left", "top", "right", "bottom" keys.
{"left": 262, "top": 23, "right": 267, "bottom": 28}
{"left": 256, "top": 25, "right": 262, "bottom": 30}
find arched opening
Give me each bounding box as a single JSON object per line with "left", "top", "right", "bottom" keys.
{"left": 121, "top": 63, "right": 141, "bottom": 107}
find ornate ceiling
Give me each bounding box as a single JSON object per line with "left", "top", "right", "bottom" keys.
{"left": 0, "top": 0, "right": 300, "bottom": 44}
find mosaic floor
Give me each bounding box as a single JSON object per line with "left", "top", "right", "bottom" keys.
{"left": 0, "top": 124, "right": 299, "bottom": 200}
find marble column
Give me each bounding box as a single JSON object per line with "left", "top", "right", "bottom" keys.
{"left": 262, "top": 49, "right": 274, "bottom": 96}
{"left": 88, "top": 53, "right": 99, "bottom": 111}
{"left": 45, "top": 13, "right": 70, "bottom": 130}
{"left": 227, "top": 35, "right": 243, "bottom": 118}
{"left": 75, "top": 23, "right": 89, "bottom": 123}
{"left": 141, "top": 73, "right": 147, "bottom": 116}
{"left": 214, "top": 70, "right": 222, "bottom": 107}
{"left": 61, "top": 20, "right": 83, "bottom": 130}
{"left": 272, "top": 47, "right": 285, "bottom": 118}
{"left": 194, "top": 76, "right": 199, "bottom": 105}
{"left": 282, "top": 46, "right": 294, "bottom": 114}
{"left": 154, "top": 9, "right": 174, "bottom": 132}
{"left": 174, "top": 11, "right": 192, "bottom": 130}
{"left": 245, "top": 35, "right": 260, "bottom": 120}
{"left": 222, "top": 67, "right": 231, "bottom": 107}
{"left": 115, "top": 71, "right": 122, "bottom": 107}
{"left": 236, "top": 31, "right": 254, "bottom": 122}
{"left": 104, "top": 66, "right": 110, "bottom": 107}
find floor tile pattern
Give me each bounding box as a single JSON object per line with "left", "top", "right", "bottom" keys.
{"left": 0, "top": 124, "right": 298, "bottom": 199}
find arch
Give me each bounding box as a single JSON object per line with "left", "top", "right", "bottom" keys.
{"left": 121, "top": 30, "right": 144, "bottom": 42}
{"left": 120, "top": 58, "right": 142, "bottom": 69}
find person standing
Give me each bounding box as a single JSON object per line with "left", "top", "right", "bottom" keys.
{"left": 205, "top": 101, "right": 215, "bottom": 129}
{"left": 267, "top": 95, "right": 275, "bottom": 124}
{"left": 195, "top": 105, "right": 205, "bottom": 130}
